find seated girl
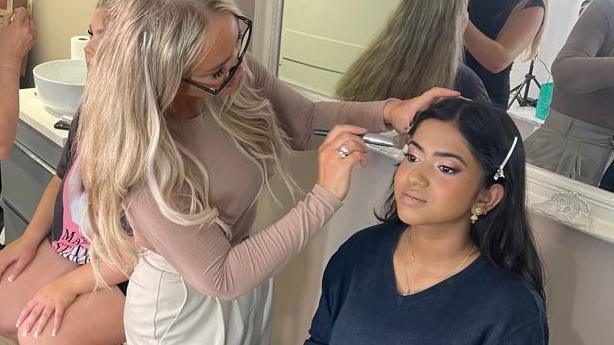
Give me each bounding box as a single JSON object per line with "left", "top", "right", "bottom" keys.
{"left": 0, "top": 2, "right": 128, "bottom": 344}
{"left": 305, "top": 99, "right": 548, "bottom": 345}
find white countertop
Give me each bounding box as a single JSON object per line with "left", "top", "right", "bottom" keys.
{"left": 19, "top": 88, "right": 69, "bottom": 147}
{"left": 507, "top": 104, "right": 545, "bottom": 125}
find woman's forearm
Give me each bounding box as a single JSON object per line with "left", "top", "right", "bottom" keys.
{"left": 464, "top": 7, "right": 545, "bottom": 74}
{"left": 61, "top": 260, "right": 129, "bottom": 296}
{"left": 0, "top": 64, "right": 20, "bottom": 158}
{"left": 464, "top": 23, "right": 511, "bottom": 73}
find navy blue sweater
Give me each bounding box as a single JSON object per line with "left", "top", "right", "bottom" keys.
{"left": 305, "top": 222, "right": 548, "bottom": 345}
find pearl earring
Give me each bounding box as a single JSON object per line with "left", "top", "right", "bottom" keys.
{"left": 470, "top": 207, "right": 483, "bottom": 224}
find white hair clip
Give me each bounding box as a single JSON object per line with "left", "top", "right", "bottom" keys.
{"left": 493, "top": 136, "right": 518, "bottom": 181}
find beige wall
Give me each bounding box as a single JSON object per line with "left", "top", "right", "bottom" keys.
{"left": 21, "top": 0, "right": 254, "bottom": 86}
{"left": 21, "top": 0, "right": 97, "bottom": 85}
{"left": 532, "top": 214, "right": 614, "bottom": 345}
{"left": 235, "top": 0, "right": 254, "bottom": 19}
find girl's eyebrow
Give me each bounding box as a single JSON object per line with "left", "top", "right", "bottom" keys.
{"left": 408, "top": 140, "right": 468, "bottom": 167}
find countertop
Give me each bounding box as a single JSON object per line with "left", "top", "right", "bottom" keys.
{"left": 19, "top": 88, "right": 69, "bottom": 147}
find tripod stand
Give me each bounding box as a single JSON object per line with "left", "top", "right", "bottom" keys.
{"left": 508, "top": 59, "right": 541, "bottom": 109}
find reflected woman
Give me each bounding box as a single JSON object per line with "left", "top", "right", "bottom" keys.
{"left": 336, "top": 0, "right": 489, "bottom": 102}
{"left": 524, "top": 0, "right": 614, "bottom": 189}
{"left": 464, "top": 0, "right": 547, "bottom": 108}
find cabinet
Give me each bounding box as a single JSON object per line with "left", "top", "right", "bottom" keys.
{"left": 1, "top": 89, "right": 66, "bottom": 244}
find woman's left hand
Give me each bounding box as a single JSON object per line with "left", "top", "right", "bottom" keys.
{"left": 0, "top": 7, "right": 37, "bottom": 67}
{"left": 16, "top": 278, "right": 78, "bottom": 337}
{"left": 383, "top": 87, "right": 460, "bottom": 134}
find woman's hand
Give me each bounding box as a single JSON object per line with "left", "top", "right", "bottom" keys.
{"left": 383, "top": 87, "right": 460, "bottom": 134}
{"left": 317, "top": 125, "right": 368, "bottom": 200}
{"left": 0, "top": 234, "right": 40, "bottom": 282}
{"left": 16, "top": 278, "right": 78, "bottom": 338}
{"left": 0, "top": 7, "right": 37, "bottom": 68}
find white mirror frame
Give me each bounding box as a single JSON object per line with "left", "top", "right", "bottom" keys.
{"left": 253, "top": 0, "right": 614, "bottom": 244}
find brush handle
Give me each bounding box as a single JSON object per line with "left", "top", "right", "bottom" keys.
{"left": 312, "top": 129, "right": 395, "bottom": 147}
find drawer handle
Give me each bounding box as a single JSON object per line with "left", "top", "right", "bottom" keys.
{"left": 13, "top": 141, "right": 57, "bottom": 175}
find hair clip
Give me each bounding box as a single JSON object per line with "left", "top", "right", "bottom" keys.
{"left": 493, "top": 136, "right": 518, "bottom": 181}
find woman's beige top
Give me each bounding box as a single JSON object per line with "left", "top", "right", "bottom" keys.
{"left": 126, "top": 57, "right": 389, "bottom": 300}
{"left": 550, "top": 0, "right": 614, "bottom": 129}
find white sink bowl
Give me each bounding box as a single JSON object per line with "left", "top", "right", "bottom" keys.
{"left": 33, "top": 59, "right": 87, "bottom": 117}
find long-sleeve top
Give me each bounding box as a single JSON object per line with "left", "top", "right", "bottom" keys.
{"left": 550, "top": 0, "right": 614, "bottom": 129}
{"left": 125, "top": 56, "right": 390, "bottom": 300}
{"left": 305, "top": 222, "right": 549, "bottom": 345}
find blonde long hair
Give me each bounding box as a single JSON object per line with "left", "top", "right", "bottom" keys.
{"left": 78, "top": 0, "right": 295, "bottom": 285}
{"left": 335, "top": 0, "right": 468, "bottom": 101}
{"left": 508, "top": 0, "right": 549, "bottom": 60}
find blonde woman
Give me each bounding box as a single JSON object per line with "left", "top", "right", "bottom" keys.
{"left": 0, "top": 2, "right": 128, "bottom": 345}
{"left": 76, "top": 0, "right": 457, "bottom": 344}
{"left": 336, "top": 0, "right": 488, "bottom": 103}
{"left": 464, "top": 0, "right": 547, "bottom": 108}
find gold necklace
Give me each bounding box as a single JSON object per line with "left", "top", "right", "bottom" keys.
{"left": 400, "top": 231, "right": 477, "bottom": 296}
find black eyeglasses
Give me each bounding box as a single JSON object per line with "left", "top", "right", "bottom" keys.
{"left": 183, "top": 15, "right": 252, "bottom": 95}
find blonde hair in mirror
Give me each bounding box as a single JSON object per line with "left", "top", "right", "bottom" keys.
{"left": 335, "top": 0, "right": 468, "bottom": 101}
{"left": 77, "top": 0, "right": 296, "bottom": 287}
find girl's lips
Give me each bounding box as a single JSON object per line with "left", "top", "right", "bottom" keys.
{"left": 400, "top": 192, "right": 426, "bottom": 206}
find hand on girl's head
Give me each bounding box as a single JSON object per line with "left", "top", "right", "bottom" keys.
{"left": 385, "top": 87, "right": 461, "bottom": 134}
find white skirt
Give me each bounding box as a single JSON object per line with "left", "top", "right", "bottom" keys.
{"left": 124, "top": 250, "right": 273, "bottom": 345}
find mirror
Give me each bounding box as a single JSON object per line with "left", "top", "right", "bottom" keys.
{"left": 267, "top": 0, "right": 614, "bottom": 238}
{"left": 277, "top": 0, "right": 614, "bottom": 194}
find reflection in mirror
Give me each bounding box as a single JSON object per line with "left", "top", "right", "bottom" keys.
{"left": 279, "top": 0, "right": 489, "bottom": 103}
{"left": 334, "top": 0, "right": 488, "bottom": 102}
{"left": 278, "top": 0, "right": 401, "bottom": 96}
{"left": 524, "top": 0, "right": 614, "bottom": 193}
{"left": 279, "top": 0, "right": 614, "bottom": 195}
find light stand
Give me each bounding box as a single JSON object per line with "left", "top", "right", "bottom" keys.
{"left": 507, "top": 58, "right": 541, "bottom": 109}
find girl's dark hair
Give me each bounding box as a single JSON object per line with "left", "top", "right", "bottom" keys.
{"left": 377, "top": 98, "right": 545, "bottom": 301}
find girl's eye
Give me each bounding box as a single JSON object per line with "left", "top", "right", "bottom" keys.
{"left": 438, "top": 165, "right": 458, "bottom": 174}
{"left": 404, "top": 153, "right": 419, "bottom": 163}
{"left": 87, "top": 28, "right": 94, "bottom": 37}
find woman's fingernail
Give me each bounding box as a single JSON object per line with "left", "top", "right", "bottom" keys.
{"left": 7, "top": 276, "right": 14, "bottom": 282}
{"left": 52, "top": 330, "right": 57, "bottom": 337}
{"left": 33, "top": 331, "right": 38, "bottom": 338}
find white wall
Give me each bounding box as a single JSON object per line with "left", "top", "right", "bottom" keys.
{"left": 278, "top": 0, "right": 401, "bottom": 96}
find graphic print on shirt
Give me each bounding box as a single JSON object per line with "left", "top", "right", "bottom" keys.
{"left": 51, "top": 157, "right": 91, "bottom": 265}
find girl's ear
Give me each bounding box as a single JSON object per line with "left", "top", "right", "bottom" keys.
{"left": 473, "top": 184, "right": 504, "bottom": 214}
